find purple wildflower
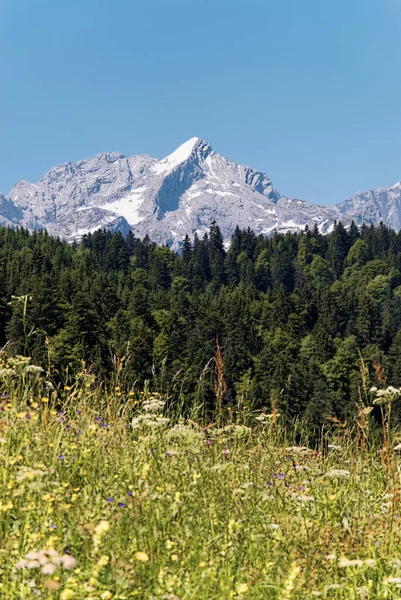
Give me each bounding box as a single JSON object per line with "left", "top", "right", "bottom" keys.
{"left": 117, "top": 502, "right": 127, "bottom": 508}
{"left": 25, "top": 413, "right": 31, "bottom": 420}
{"left": 49, "top": 524, "right": 57, "bottom": 530}
{"left": 127, "top": 491, "right": 133, "bottom": 497}
{"left": 104, "top": 497, "right": 114, "bottom": 503}
{"left": 58, "top": 454, "right": 65, "bottom": 460}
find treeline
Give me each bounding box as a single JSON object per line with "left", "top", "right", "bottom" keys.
{"left": 2, "top": 221, "right": 401, "bottom": 424}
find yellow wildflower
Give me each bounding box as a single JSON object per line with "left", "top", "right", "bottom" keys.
{"left": 97, "top": 555, "right": 110, "bottom": 568}
{"left": 135, "top": 551, "right": 149, "bottom": 563}
{"left": 236, "top": 583, "right": 249, "bottom": 594}
{"left": 60, "top": 590, "right": 75, "bottom": 600}
{"left": 93, "top": 521, "right": 110, "bottom": 550}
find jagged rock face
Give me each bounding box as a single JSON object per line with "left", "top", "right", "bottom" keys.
{"left": 7, "top": 152, "right": 156, "bottom": 233}
{"left": 337, "top": 182, "right": 401, "bottom": 231}
{"left": 2, "top": 137, "right": 400, "bottom": 248}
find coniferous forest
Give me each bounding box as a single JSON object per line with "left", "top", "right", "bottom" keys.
{"left": 2, "top": 220, "right": 401, "bottom": 427}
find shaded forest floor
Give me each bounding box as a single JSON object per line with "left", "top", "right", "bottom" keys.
{"left": 2, "top": 381, "right": 401, "bottom": 598}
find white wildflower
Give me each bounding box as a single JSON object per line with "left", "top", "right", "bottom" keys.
{"left": 15, "top": 559, "right": 28, "bottom": 569}
{"left": 338, "top": 558, "right": 363, "bottom": 568}
{"left": 142, "top": 398, "right": 165, "bottom": 413}
{"left": 0, "top": 368, "right": 16, "bottom": 377}
{"left": 16, "top": 466, "right": 46, "bottom": 483}
{"left": 41, "top": 563, "right": 57, "bottom": 575}
{"left": 25, "top": 365, "right": 44, "bottom": 374}
{"left": 327, "top": 584, "right": 342, "bottom": 590}
{"left": 25, "top": 551, "right": 40, "bottom": 561}
{"left": 296, "top": 495, "right": 315, "bottom": 502}
{"left": 373, "top": 386, "right": 401, "bottom": 405}
{"left": 325, "top": 469, "right": 350, "bottom": 478}
{"left": 61, "top": 554, "right": 77, "bottom": 570}
{"left": 285, "top": 446, "right": 310, "bottom": 453}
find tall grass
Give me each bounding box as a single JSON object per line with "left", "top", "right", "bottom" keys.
{"left": 1, "top": 360, "right": 401, "bottom": 598}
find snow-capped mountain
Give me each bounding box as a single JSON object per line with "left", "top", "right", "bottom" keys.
{"left": 337, "top": 182, "right": 401, "bottom": 231}
{"left": 7, "top": 151, "right": 156, "bottom": 238}
{"left": 1, "top": 137, "right": 400, "bottom": 247}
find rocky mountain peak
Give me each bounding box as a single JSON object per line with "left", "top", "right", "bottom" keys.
{"left": 151, "top": 137, "right": 212, "bottom": 176}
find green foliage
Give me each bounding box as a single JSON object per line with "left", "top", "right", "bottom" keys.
{"left": 1, "top": 379, "right": 401, "bottom": 598}
{"left": 0, "top": 222, "right": 401, "bottom": 423}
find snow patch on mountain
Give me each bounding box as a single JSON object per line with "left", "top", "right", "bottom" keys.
{"left": 152, "top": 137, "right": 201, "bottom": 175}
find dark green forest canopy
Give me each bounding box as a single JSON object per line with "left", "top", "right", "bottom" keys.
{"left": 2, "top": 221, "right": 401, "bottom": 425}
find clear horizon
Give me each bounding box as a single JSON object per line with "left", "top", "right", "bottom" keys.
{"left": 1, "top": 0, "right": 401, "bottom": 206}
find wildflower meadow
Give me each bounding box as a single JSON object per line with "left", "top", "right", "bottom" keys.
{"left": 1, "top": 360, "right": 401, "bottom": 598}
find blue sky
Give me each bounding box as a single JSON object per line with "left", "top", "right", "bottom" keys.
{"left": 1, "top": 0, "right": 400, "bottom": 204}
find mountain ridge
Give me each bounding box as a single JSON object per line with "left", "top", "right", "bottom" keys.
{"left": 2, "top": 138, "right": 400, "bottom": 248}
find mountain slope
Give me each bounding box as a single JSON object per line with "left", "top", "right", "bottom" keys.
{"left": 2, "top": 138, "right": 400, "bottom": 246}
{"left": 337, "top": 182, "right": 401, "bottom": 231}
